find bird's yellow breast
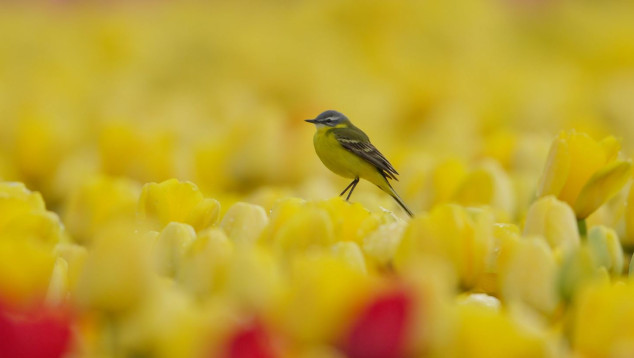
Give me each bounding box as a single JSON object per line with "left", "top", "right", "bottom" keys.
{"left": 312, "top": 127, "right": 387, "bottom": 188}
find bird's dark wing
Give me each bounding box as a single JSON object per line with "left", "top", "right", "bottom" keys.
{"left": 332, "top": 127, "right": 399, "bottom": 180}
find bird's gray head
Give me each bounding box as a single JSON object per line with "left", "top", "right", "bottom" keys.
{"left": 305, "top": 110, "right": 349, "bottom": 127}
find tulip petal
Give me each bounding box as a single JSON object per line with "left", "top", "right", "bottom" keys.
{"left": 500, "top": 237, "right": 559, "bottom": 315}
{"left": 523, "top": 196, "right": 579, "bottom": 253}
{"left": 624, "top": 185, "right": 634, "bottom": 247}
{"left": 343, "top": 289, "right": 412, "bottom": 358}
{"left": 220, "top": 202, "right": 269, "bottom": 245}
{"left": 587, "top": 226, "right": 624, "bottom": 276}
{"left": 573, "top": 161, "right": 633, "bottom": 219}
{"left": 599, "top": 136, "right": 621, "bottom": 163}
{"left": 536, "top": 137, "right": 570, "bottom": 198}
{"left": 557, "top": 132, "right": 606, "bottom": 206}
{"left": 138, "top": 179, "right": 220, "bottom": 231}
{"left": 225, "top": 320, "right": 276, "bottom": 358}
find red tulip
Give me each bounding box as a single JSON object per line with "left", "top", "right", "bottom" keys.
{"left": 343, "top": 289, "right": 412, "bottom": 358}
{"left": 224, "top": 319, "right": 276, "bottom": 358}
{"left": 0, "top": 304, "right": 72, "bottom": 358}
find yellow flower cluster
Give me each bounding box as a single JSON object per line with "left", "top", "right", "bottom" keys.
{"left": 2, "top": 1, "right": 634, "bottom": 358}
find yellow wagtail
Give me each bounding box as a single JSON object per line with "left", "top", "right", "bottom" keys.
{"left": 306, "top": 110, "right": 414, "bottom": 217}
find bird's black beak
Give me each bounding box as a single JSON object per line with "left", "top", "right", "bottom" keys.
{"left": 305, "top": 119, "right": 317, "bottom": 124}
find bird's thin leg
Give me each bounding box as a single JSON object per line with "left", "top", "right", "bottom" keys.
{"left": 345, "top": 178, "right": 360, "bottom": 201}
{"left": 339, "top": 179, "right": 357, "bottom": 197}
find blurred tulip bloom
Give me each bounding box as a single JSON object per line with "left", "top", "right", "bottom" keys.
{"left": 223, "top": 319, "right": 278, "bottom": 358}
{"left": 537, "top": 130, "right": 632, "bottom": 219}
{"left": 343, "top": 289, "right": 412, "bottom": 358}
{"left": 523, "top": 195, "right": 579, "bottom": 253}
{"left": 623, "top": 184, "right": 634, "bottom": 247}
{"left": 586, "top": 226, "right": 624, "bottom": 276}
{"left": 572, "top": 281, "right": 634, "bottom": 357}
{"left": 396, "top": 204, "right": 494, "bottom": 289}
{"left": 63, "top": 176, "right": 140, "bottom": 244}
{"left": 498, "top": 237, "right": 559, "bottom": 315}
{"left": 0, "top": 304, "right": 72, "bottom": 358}
{"left": 138, "top": 179, "right": 220, "bottom": 232}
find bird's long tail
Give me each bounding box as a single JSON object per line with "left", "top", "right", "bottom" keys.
{"left": 390, "top": 191, "right": 414, "bottom": 217}
{"left": 380, "top": 178, "right": 414, "bottom": 217}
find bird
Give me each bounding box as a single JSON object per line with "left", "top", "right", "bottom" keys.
{"left": 305, "top": 110, "right": 413, "bottom": 217}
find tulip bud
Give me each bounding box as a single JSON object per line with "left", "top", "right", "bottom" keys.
{"left": 558, "top": 246, "right": 607, "bottom": 303}
{"left": 537, "top": 130, "right": 632, "bottom": 219}
{"left": 138, "top": 179, "right": 220, "bottom": 231}
{"left": 75, "top": 223, "right": 154, "bottom": 313}
{"left": 220, "top": 202, "right": 269, "bottom": 245}
{"left": 587, "top": 226, "right": 624, "bottom": 276}
{"left": 154, "top": 222, "right": 197, "bottom": 277}
{"left": 499, "top": 237, "right": 559, "bottom": 315}
{"left": 523, "top": 195, "right": 579, "bottom": 253}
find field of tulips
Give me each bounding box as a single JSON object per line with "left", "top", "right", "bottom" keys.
{"left": 2, "top": 1, "right": 634, "bottom": 357}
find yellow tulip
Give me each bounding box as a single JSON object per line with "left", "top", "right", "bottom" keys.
{"left": 558, "top": 245, "right": 608, "bottom": 303}
{"left": 261, "top": 197, "right": 383, "bottom": 259}
{"left": 537, "top": 130, "right": 632, "bottom": 219}
{"left": 499, "top": 237, "right": 560, "bottom": 316}
{"left": 64, "top": 176, "right": 140, "bottom": 244}
{"left": 118, "top": 284, "right": 206, "bottom": 358}
{"left": 75, "top": 223, "right": 155, "bottom": 313}
{"left": 453, "top": 159, "right": 515, "bottom": 216}
{"left": 586, "top": 225, "right": 624, "bottom": 276}
{"left": 14, "top": 116, "right": 70, "bottom": 189}
{"left": 244, "top": 186, "right": 294, "bottom": 212}
{"left": 362, "top": 221, "right": 407, "bottom": 269}
{"left": 225, "top": 246, "right": 283, "bottom": 312}
{"left": 220, "top": 202, "right": 269, "bottom": 245}
{"left": 426, "top": 157, "right": 468, "bottom": 208}
{"left": 177, "top": 228, "right": 233, "bottom": 298}
{"left": 280, "top": 253, "right": 372, "bottom": 345}
{"left": 138, "top": 179, "right": 220, "bottom": 232}
{"left": 153, "top": 222, "right": 197, "bottom": 277}
{"left": 397, "top": 259, "right": 457, "bottom": 355}
{"left": 53, "top": 242, "right": 87, "bottom": 296}
{"left": 491, "top": 223, "right": 522, "bottom": 271}
{"left": 192, "top": 135, "right": 234, "bottom": 194}
{"left": 0, "top": 239, "right": 55, "bottom": 308}
{"left": 572, "top": 281, "right": 634, "bottom": 357}
{"left": 0, "top": 181, "right": 45, "bottom": 213}
{"left": 395, "top": 204, "right": 494, "bottom": 289}
{"left": 484, "top": 223, "right": 523, "bottom": 296}
{"left": 268, "top": 204, "right": 335, "bottom": 257}
{"left": 1, "top": 210, "right": 65, "bottom": 246}
{"left": 482, "top": 130, "right": 519, "bottom": 170}
{"left": 331, "top": 241, "right": 367, "bottom": 274}
{"left": 259, "top": 197, "right": 308, "bottom": 244}
{"left": 46, "top": 257, "right": 69, "bottom": 307}
{"left": 523, "top": 195, "right": 580, "bottom": 253}
{"left": 0, "top": 182, "right": 47, "bottom": 235}
{"left": 623, "top": 184, "right": 634, "bottom": 247}
{"left": 0, "top": 182, "right": 65, "bottom": 246}
{"left": 444, "top": 302, "right": 553, "bottom": 358}
{"left": 99, "top": 122, "right": 176, "bottom": 184}
{"left": 316, "top": 197, "right": 381, "bottom": 244}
